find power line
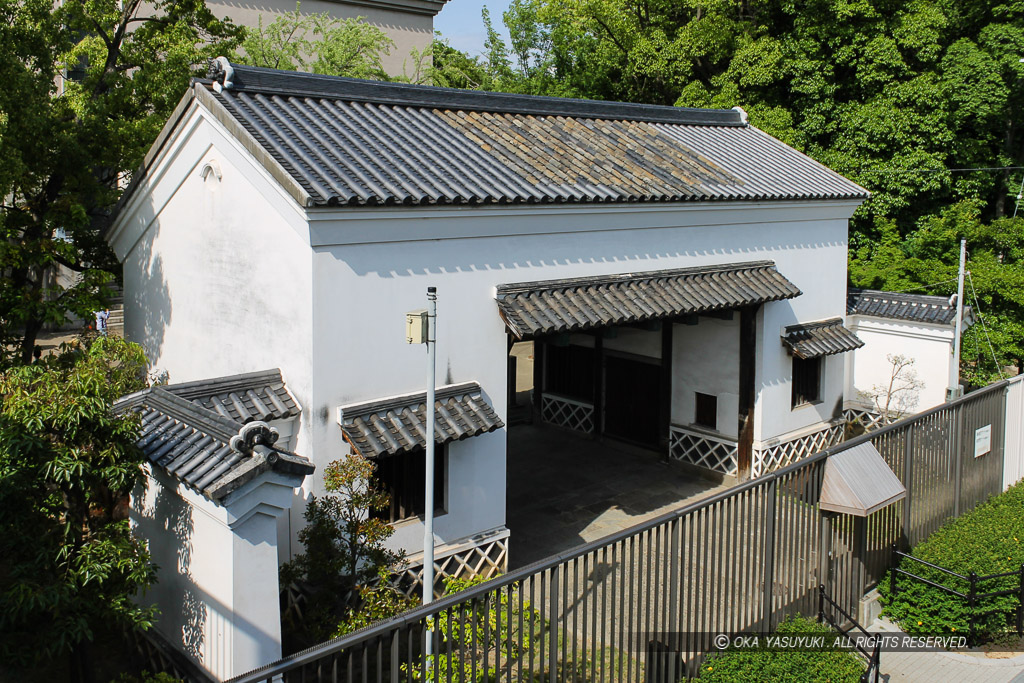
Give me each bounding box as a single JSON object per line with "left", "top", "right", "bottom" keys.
{"left": 966, "top": 271, "right": 1005, "bottom": 380}
{"left": 858, "top": 166, "right": 1024, "bottom": 174}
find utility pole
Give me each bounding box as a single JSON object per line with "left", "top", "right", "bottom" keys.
{"left": 406, "top": 287, "right": 438, "bottom": 659}
{"left": 423, "top": 285, "right": 437, "bottom": 613}
{"left": 947, "top": 239, "right": 966, "bottom": 401}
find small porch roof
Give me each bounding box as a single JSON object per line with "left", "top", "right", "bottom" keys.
{"left": 782, "top": 318, "right": 863, "bottom": 359}
{"left": 495, "top": 260, "right": 801, "bottom": 338}
{"left": 338, "top": 382, "right": 504, "bottom": 458}
{"left": 819, "top": 442, "right": 906, "bottom": 517}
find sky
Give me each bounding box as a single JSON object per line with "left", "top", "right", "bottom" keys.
{"left": 434, "top": 0, "right": 513, "bottom": 58}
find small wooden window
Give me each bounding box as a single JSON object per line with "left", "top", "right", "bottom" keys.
{"left": 792, "top": 356, "right": 822, "bottom": 407}
{"left": 694, "top": 392, "right": 717, "bottom": 430}
{"left": 371, "top": 446, "right": 446, "bottom": 523}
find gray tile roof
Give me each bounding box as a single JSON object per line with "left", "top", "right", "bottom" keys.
{"left": 162, "top": 369, "right": 299, "bottom": 423}
{"left": 496, "top": 261, "right": 802, "bottom": 339}
{"left": 193, "top": 62, "right": 867, "bottom": 208}
{"left": 339, "top": 382, "right": 504, "bottom": 458}
{"left": 783, "top": 318, "right": 864, "bottom": 359}
{"left": 847, "top": 288, "right": 975, "bottom": 327}
{"left": 116, "top": 386, "right": 313, "bottom": 503}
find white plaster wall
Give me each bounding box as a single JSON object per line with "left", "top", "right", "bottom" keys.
{"left": 307, "top": 200, "right": 856, "bottom": 552}
{"left": 132, "top": 471, "right": 238, "bottom": 680}
{"left": 131, "top": 469, "right": 298, "bottom": 678}
{"left": 846, "top": 316, "right": 953, "bottom": 413}
{"left": 114, "top": 109, "right": 316, "bottom": 559}
{"left": 672, "top": 317, "right": 740, "bottom": 438}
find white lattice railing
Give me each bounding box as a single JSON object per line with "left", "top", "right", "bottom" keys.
{"left": 843, "top": 407, "right": 888, "bottom": 433}
{"left": 669, "top": 424, "right": 738, "bottom": 476}
{"left": 397, "top": 530, "right": 509, "bottom": 599}
{"left": 752, "top": 422, "right": 846, "bottom": 477}
{"left": 541, "top": 393, "right": 595, "bottom": 433}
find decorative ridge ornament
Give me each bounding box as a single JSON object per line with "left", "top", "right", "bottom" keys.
{"left": 230, "top": 420, "right": 279, "bottom": 456}
{"left": 210, "top": 56, "right": 234, "bottom": 93}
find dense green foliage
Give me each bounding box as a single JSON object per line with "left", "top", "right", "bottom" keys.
{"left": 280, "top": 455, "right": 410, "bottom": 648}
{"left": 880, "top": 480, "right": 1024, "bottom": 639}
{"left": 438, "top": 0, "right": 1024, "bottom": 381}
{"left": 696, "top": 616, "right": 865, "bottom": 682}
{"left": 0, "top": 336, "right": 154, "bottom": 682}
{"left": 404, "top": 576, "right": 539, "bottom": 682}
{"left": 0, "top": 0, "right": 241, "bottom": 365}
{"left": 238, "top": 3, "right": 395, "bottom": 80}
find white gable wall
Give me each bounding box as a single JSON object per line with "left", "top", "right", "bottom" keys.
{"left": 845, "top": 315, "right": 954, "bottom": 414}
{"left": 111, "top": 106, "right": 317, "bottom": 556}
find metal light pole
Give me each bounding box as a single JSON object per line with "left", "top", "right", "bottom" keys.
{"left": 423, "top": 286, "right": 437, "bottom": 611}
{"left": 405, "top": 287, "right": 438, "bottom": 661}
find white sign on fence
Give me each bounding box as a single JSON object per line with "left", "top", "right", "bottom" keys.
{"left": 975, "top": 424, "right": 992, "bottom": 458}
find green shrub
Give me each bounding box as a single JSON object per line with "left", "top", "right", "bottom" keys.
{"left": 880, "top": 481, "right": 1024, "bottom": 638}
{"left": 695, "top": 616, "right": 865, "bottom": 682}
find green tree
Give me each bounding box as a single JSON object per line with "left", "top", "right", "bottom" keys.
{"left": 0, "top": 336, "right": 155, "bottom": 683}
{"left": 0, "top": 0, "right": 241, "bottom": 366}
{"left": 280, "top": 454, "right": 408, "bottom": 648}
{"left": 239, "top": 4, "right": 394, "bottom": 79}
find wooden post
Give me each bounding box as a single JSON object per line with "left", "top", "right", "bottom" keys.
{"left": 593, "top": 334, "right": 604, "bottom": 435}
{"left": 738, "top": 305, "right": 759, "bottom": 480}
{"left": 533, "top": 339, "right": 544, "bottom": 416}
{"left": 660, "top": 322, "right": 674, "bottom": 450}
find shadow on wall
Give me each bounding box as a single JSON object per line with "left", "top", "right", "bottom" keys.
{"left": 147, "top": 477, "right": 204, "bottom": 660}
{"left": 332, "top": 233, "right": 845, "bottom": 280}
{"left": 127, "top": 198, "right": 172, "bottom": 369}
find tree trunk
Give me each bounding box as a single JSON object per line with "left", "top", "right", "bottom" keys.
{"left": 69, "top": 639, "right": 94, "bottom": 683}
{"left": 20, "top": 316, "right": 43, "bottom": 365}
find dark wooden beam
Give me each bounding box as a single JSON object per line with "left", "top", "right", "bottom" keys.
{"left": 737, "top": 305, "right": 759, "bottom": 480}
{"left": 533, "top": 339, "right": 544, "bottom": 415}
{"left": 593, "top": 334, "right": 604, "bottom": 435}
{"left": 660, "top": 321, "right": 673, "bottom": 450}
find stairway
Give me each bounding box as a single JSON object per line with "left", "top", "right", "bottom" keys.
{"left": 107, "top": 294, "right": 124, "bottom": 336}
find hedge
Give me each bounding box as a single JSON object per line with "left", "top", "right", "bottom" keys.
{"left": 879, "top": 480, "right": 1024, "bottom": 638}
{"left": 695, "top": 616, "right": 865, "bottom": 682}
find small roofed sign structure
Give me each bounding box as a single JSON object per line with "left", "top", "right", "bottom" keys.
{"left": 819, "top": 441, "right": 906, "bottom": 516}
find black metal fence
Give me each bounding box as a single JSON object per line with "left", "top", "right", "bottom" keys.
{"left": 890, "top": 546, "right": 1024, "bottom": 646}
{"left": 229, "top": 380, "right": 1010, "bottom": 683}
{"left": 818, "top": 585, "right": 880, "bottom": 683}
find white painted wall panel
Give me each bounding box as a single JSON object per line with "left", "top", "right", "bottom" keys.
{"left": 846, "top": 316, "right": 953, "bottom": 413}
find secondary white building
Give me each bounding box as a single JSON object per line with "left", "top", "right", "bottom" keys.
{"left": 106, "top": 61, "right": 869, "bottom": 592}
{"left": 845, "top": 288, "right": 975, "bottom": 421}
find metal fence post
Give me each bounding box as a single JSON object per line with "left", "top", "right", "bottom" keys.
{"left": 1018, "top": 565, "right": 1024, "bottom": 636}
{"left": 890, "top": 545, "right": 899, "bottom": 599}
{"left": 953, "top": 406, "right": 963, "bottom": 518}
{"left": 817, "top": 584, "right": 825, "bottom": 624}
{"left": 902, "top": 426, "right": 914, "bottom": 546}
{"left": 548, "top": 567, "right": 559, "bottom": 683}
{"left": 968, "top": 571, "right": 977, "bottom": 647}
{"left": 761, "top": 479, "right": 778, "bottom": 633}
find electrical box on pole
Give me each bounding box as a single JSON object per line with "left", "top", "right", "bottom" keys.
{"left": 406, "top": 309, "right": 428, "bottom": 344}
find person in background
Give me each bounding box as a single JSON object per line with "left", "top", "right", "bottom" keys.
{"left": 95, "top": 308, "right": 110, "bottom": 336}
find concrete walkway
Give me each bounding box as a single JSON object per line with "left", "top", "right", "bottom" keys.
{"left": 869, "top": 616, "right": 1024, "bottom": 682}
{"left": 506, "top": 422, "right": 729, "bottom": 568}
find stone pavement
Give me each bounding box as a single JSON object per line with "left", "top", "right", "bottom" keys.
{"left": 506, "top": 422, "right": 729, "bottom": 568}
{"left": 869, "top": 617, "right": 1024, "bottom": 682}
